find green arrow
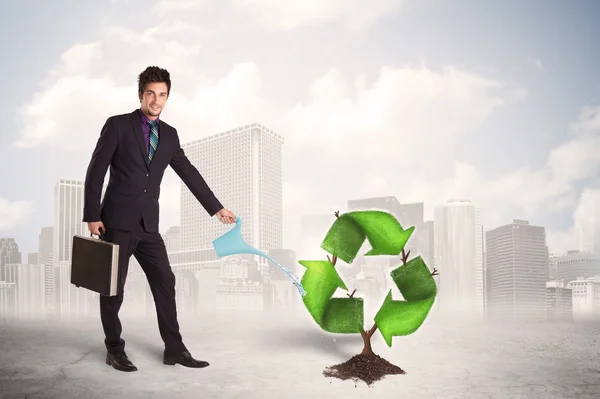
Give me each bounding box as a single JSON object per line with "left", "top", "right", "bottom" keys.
{"left": 320, "top": 210, "right": 415, "bottom": 264}
{"left": 298, "top": 259, "right": 364, "bottom": 333}
{"left": 374, "top": 256, "right": 437, "bottom": 347}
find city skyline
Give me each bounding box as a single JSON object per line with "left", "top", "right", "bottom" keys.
{"left": 1, "top": 118, "right": 599, "bottom": 322}
{"left": 2, "top": 162, "right": 600, "bottom": 321}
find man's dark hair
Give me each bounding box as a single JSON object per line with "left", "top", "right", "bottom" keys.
{"left": 138, "top": 66, "right": 171, "bottom": 95}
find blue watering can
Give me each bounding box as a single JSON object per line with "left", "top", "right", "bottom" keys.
{"left": 212, "top": 217, "right": 306, "bottom": 297}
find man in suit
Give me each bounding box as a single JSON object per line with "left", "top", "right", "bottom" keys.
{"left": 83, "top": 66, "right": 236, "bottom": 372}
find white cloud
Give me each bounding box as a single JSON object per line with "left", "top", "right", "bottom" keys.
{"left": 14, "top": 8, "right": 600, "bottom": 255}
{"left": 281, "top": 65, "right": 506, "bottom": 162}
{"left": 0, "top": 198, "right": 34, "bottom": 231}
{"left": 13, "top": 29, "right": 208, "bottom": 150}
{"left": 357, "top": 104, "right": 600, "bottom": 238}
{"left": 230, "top": 0, "right": 404, "bottom": 31}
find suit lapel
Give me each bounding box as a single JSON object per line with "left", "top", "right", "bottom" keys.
{"left": 130, "top": 111, "right": 150, "bottom": 171}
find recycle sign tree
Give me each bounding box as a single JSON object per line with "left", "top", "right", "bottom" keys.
{"left": 298, "top": 209, "right": 438, "bottom": 386}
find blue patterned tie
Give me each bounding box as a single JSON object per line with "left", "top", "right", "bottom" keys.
{"left": 147, "top": 119, "right": 159, "bottom": 162}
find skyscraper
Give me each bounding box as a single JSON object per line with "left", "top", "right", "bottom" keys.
{"left": 0, "top": 238, "right": 20, "bottom": 281}
{"left": 574, "top": 190, "right": 600, "bottom": 256}
{"left": 53, "top": 179, "right": 86, "bottom": 266}
{"left": 485, "top": 219, "right": 548, "bottom": 319}
{"left": 434, "top": 199, "right": 483, "bottom": 317}
{"left": 38, "top": 227, "right": 54, "bottom": 315}
{"left": 556, "top": 250, "right": 600, "bottom": 283}
{"left": 53, "top": 178, "right": 101, "bottom": 318}
{"left": 179, "top": 124, "right": 284, "bottom": 278}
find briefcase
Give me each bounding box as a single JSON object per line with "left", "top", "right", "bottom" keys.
{"left": 70, "top": 232, "right": 120, "bottom": 296}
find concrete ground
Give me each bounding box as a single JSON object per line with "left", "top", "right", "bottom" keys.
{"left": 0, "top": 308, "right": 599, "bottom": 398}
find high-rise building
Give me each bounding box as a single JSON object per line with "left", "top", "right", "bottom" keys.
{"left": 485, "top": 220, "right": 549, "bottom": 319}
{"left": 574, "top": 190, "right": 600, "bottom": 255}
{"left": 38, "top": 227, "right": 53, "bottom": 267}
{"left": 556, "top": 250, "right": 600, "bottom": 284}
{"left": 0, "top": 238, "right": 21, "bottom": 281}
{"left": 38, "top": 227, "right": 54, "bottom": 315}
{"left": 54, "top": 179, "right": 86, "bottom": 266}
{"left": 179, "top": 124, "right": 284, "bottom": 279}
{"left": 434, "top": 199, "right": 483, "bottom": 317}
{"left": 548, "top": 253, "right": 558, "bottom": 281}
{"left": 53, "top": 178, "right": 100, "bottom": 318}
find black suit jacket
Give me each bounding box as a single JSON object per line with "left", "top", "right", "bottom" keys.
{"left": 83, "top": 109, "right": 223, "bottom": 233}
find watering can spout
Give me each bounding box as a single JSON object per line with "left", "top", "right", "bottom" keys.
{"left": 211, "top": 217, "right": 307, "bottom": 297}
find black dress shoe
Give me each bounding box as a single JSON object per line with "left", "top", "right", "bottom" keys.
{"left": 163, "top": 350, "right": 209, "bottom": 368}
{"left": 105, "top": 351, "right": 138, "bottom": 372}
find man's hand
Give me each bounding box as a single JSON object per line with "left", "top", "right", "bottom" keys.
{"left": 87, "top": 221, "right": 106, "bottom": 236}
{"left": 215, "top": 208, "right": 236, "bottom": 224}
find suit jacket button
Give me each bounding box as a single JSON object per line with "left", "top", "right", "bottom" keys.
{"left": 146, "top": 173, "right": 149, "bottom": 177}
{"left": 144, "top": 189, "right": 147, "bottom": 192}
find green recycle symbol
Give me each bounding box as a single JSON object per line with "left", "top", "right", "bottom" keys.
{"left": 298, "top": 210, "right": 438, "bottom": 346}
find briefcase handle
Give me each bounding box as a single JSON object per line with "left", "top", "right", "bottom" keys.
{"left": 90, "top": 227, "right": 105, "bottom": 240}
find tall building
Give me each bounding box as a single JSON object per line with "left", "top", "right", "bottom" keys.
{"left": 38, "top": 227, "right": 54, "bottom": 315}
{"left": 53, "top": 178, "right": 98, "bottom": 318}
{"left": 38, "top": 227, "right": 53, "bottom": 266}
{"left": 574, "top": 191, "right": 600, "bottom": 255}
{"left": 0, "top": 238, "right": 21, "bottom": 281}
{"left": 485, "top": 220, "right": 549, "bottom": 319}
{"left": 54, "top": 179, "right": 86, "bottom": 266}
{"left": 556, "top": 250, "right": 600, "bottom": 284}
{"left": 548, "top": 253, "right": 558, "bottom": 281}
{"left": 434, "top": 199, "right": 483, "bottom": 317}
{"left": 179, "top": 124, "right": 284, "bottom": 279}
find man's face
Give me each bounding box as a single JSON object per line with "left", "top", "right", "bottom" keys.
{"left": 139, "top": 82, "right": 169, "bottom": 119}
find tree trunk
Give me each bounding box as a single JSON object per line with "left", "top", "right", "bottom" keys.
{"left": 360, "top": 330, "right": 374, "bottom": 356}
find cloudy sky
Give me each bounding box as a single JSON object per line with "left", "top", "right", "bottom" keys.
{"left": 1, "top": 0, "right": 599, "bottom": 258}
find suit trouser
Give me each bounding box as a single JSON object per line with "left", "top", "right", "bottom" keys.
{"left": 99, "top": 219, "right": 187, "bottom": 356}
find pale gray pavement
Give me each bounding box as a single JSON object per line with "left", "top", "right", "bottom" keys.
{"left": 0, "top": 308, "right": 599, "bottom": 398}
